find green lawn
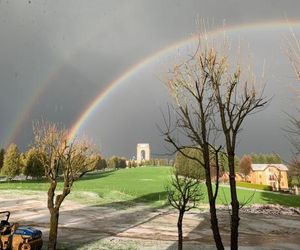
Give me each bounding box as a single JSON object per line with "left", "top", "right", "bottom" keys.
{"left": 1, "top": 166, "right": 300, "bottom": 207}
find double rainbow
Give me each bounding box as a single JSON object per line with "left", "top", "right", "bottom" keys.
{"left": 5, "top": 19, "right": 300, "bottom": 146}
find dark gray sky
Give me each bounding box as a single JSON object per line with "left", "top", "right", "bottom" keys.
{"left": 0, "top": 0, "right": 300, "bottom": 160}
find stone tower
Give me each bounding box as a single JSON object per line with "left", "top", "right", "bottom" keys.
{"left": 136, "top": 143, "right": 150, "bottom": 163}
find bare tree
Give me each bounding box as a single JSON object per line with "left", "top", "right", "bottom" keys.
{"left": 32, "top": 121, "right": 98, "bottom": 250}
{"left": 285, "top": 29, "right": 300, "bottom": 190}
{"left": 162, "top": 35, "right": 267, "bottom": 249}
{"left": 285, "top": 111, "right": 300, "bottom": 189}
{"left": 287, "top": 30, "right": 300, "bottom": 80}
{"left": 166, "top": 169, "right": 203, "bottom": 250}
{"left": 289, "top": 158, "right": 300, "bottom": 187}
{"left": 273, "top": 169, "right": 282, "bottom": 191}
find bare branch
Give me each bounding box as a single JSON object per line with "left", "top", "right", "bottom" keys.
{"left": 161, "top": 28, "right": 269, "bottom": 249}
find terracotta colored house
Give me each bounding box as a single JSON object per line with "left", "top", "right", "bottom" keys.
{"left": 248, "top": 164, "right": 289, "bottom": 190}
{"left": 220, "top": 172, "right": 244, "bottom": 183}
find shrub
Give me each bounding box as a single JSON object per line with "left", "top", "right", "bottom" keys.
{"left": 107, "top": 156, "right": 127, "bottom": 169}
{"left": 139, "top": 158, "right": 174, "bottom": 167}
{"left": 117, "top": 158, "right": 127, "bottom": 168}
{"left": 94, "top": 156, "right": 107, "bottom": 170}
{"left": 127, "top": 160, "right": 137, "bottom": 168}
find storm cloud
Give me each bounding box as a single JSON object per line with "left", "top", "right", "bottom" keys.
{"left": 0, "top": 0, "right": 300, "bottom": 160}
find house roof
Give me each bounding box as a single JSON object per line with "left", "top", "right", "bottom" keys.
{"left": 251, "top": 164, "right": 288, "bottom": 171}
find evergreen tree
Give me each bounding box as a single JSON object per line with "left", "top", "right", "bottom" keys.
{"left": 250, "top": 153, "right": 259, "bottom": 163}
{"left": 2, "top": 144, "right": 20, "bottom": 178}
{"left": 273, "top": 154, "right": 282, "bottom": 163}
{"left": 175, "top": 148, "right": 206, "bottom": 180}
{"left": 250, "top": 153, "right": 282, "bottom": 164}
{"left": 22, "top": 148, "right": 44, "bottom": 178}
{"left": 265, "top": 154, "right": 272, "bottom": 164}
{"left": 257, "top": 154, "right": 266, "bottom": 163}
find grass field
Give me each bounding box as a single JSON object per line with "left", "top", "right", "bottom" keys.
{"left": 1, "top": 166, "right": 300, "bottom": 207}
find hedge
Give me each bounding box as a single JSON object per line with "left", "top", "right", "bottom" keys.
{"left": 236, "top": 181, "right": 272, "bottom": 191}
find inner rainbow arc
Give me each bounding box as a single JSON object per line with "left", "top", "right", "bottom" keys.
{"left": 61, "top": 19, "right": 300, "bottom": 141}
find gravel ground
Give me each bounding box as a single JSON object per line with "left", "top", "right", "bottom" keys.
{"left": 1, "top": 191, "right": 300, "bottom": 250}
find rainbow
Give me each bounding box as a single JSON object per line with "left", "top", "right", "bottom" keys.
{"left": 3, "top": 30, "right": 107, "bottom": 147}
{"left": 67, "top": 19, "right": 300, "bottom": 141}
{"left": 4, "top": 79, "right": 49, "bottom": 146}
{"left": 4, "top": 19, "right": 300, "bottom": 146}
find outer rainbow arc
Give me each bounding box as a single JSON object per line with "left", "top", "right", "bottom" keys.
{"left": 4, "top": 30, "right": 114, "bottom": 147}
{"left": 4, "top": 83, "right": 47, "bottom": 147}
{"left": 67, "top": 19, "right": 300, "bottom": 142}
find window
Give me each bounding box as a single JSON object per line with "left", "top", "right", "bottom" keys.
{"left": 259, "top": 174, "right": 262, "bottom": 178}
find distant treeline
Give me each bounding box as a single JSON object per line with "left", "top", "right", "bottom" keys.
{"left": 0, "top": 142, "right": 283, "bottom": 180}
{"left": 174, "top": 149, "right": 282, "bottom": 180}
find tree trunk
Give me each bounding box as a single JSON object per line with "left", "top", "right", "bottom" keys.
{"left": 205, "top": 172, "right": 224, "bottom": 250}
{"left": 48, "top": 208, "right": 59, "bottom": 250}
{"left": 228, "top": 154, "right": 240, "bottom": 250}
{"left": 177, "top": 211, "right": 184, "bottom": 250}
{"left": 209, "top": 199, "right": 224, "bottom": 250}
